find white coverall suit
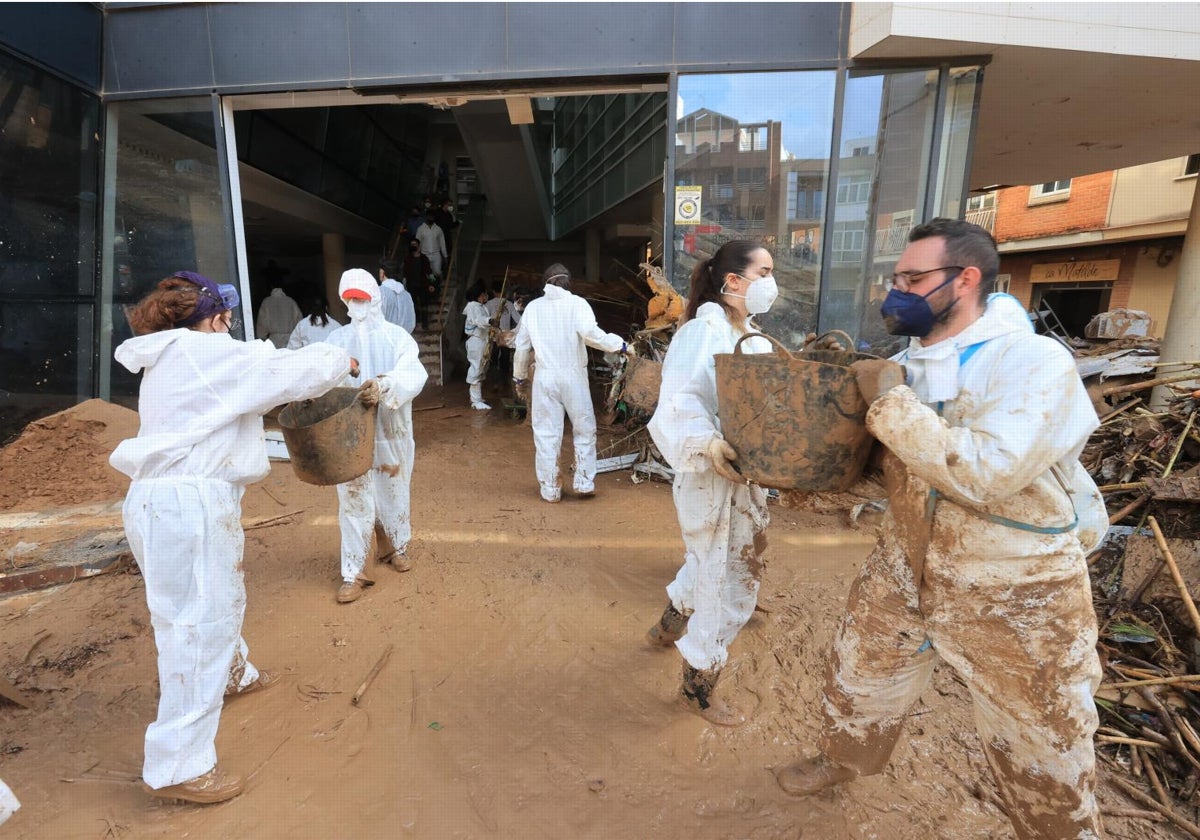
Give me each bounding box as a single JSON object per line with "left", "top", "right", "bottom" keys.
{"left": 255, "top": 287, "right": 303, "bottom": 348}
{"left": 381, "top": 277, "right": 417, "bottom": 334}
{"left": 463, "top": 299, "right": 493, "bottom": 408}
{"left": 513, "top": 284, "right": 624, "bottom": 500}
{"left": 110, "top": 329, "right": 351, "bottom": 789}
{"left": 648, "top": 302, "right": 772, "bottom": 671}
{"left": 415, "top": 221, "right": 447, "bottom": 277}
{"left": 286, "top": 314, "right": 342, "bottom": 349}
{"left": 323, "top": 270, "right": 428, "bottom": 584}
{"left": 819, "top": 294, "right": 1108, "bottom": 840}
{"left": 0, "top": 779, "right": 18, "bottom": 826}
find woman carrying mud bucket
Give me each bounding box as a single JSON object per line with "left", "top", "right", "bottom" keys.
{"left": 110, "top": 272, "right": 359, "bottom": 804}
{"left": 647, "top": 240, "right": 783, "bottom": 725}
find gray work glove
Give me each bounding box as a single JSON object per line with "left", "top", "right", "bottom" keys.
{"left": 850, "top": 359, "right": 906, "bottom": 404}
{"left": 706, "top": 437, "right": 743, "bottom": 483}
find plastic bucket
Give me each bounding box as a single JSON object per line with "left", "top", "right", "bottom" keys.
{"left": 714, "top": 332, "right": 876, "bottom": 491}
{"left": 278, "top": 387, "right": 377, "bottom": 486}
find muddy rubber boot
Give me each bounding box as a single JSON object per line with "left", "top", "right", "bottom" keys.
{"left": 144, "top": 766, "right": 244, "bottom": 805}
{"left": 679, "top": 664, "right": 743, "bottom": 726}
{"left": 646, "top": 603, "right": 689, "bottom": 647}
{"left": 775, "top": 755, "right": 857, "bottom": 797}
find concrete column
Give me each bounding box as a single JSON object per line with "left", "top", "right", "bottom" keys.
{"left": 1151, "top": 182, "right": 1200, "bottom": 408}
{"left": 585, "top": 227, "right": 601, "bottom": 284}
{"left": 323, "top": 232, "right": 346, "bottom": 320}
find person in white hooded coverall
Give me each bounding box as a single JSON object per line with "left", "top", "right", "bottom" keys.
{"left": 255, "top": 286, "right": 303, "bottom": 348}
{"left": 110, "top": 271, "right": 355, "bottom": 804}
{"left": 512, "top": 264, "right": 627, "bottom": 502}
{"left": 378, "top": 259, "right": 417, "bottom": 333}
{"left": 647, "top": 240, "right": 776, "bottom": 726}
{"left": 776, "top": 220, "right": 1108, "bottom": 840}
{"left": 463, "top": 282, "right": 494, "bottom": 410}
{"left": 323, "top": 268, "right": 429, "bottom": 604}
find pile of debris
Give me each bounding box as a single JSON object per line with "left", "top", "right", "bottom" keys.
{"left": 1083, "top": 360, "right": 1200, "bottom": 832}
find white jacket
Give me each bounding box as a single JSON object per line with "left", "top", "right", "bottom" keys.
{"left": 380, "top": 277, "right": 417, "bottom": 333}
{"left": 513, "top": 284, "right": 623, "bottom": 378}
{"left": 649, "top": 302, "right": 771, "bottom": 473}
{"left": 875, "top": 293, "right": 1106, "bottom": 554}
{"left": 415, "top": 222, "right": 446, "bottom": 260}
{"left": 485, "top": 297, "right": 520, "bottom": 331}
{"left": 286, "top": 314, "right": 343, "bottom": 349}
{"left": 255, "top": 288, "right": 303, "bottom": 348}
{"left": 462, "top": 300, "right": 492, "bottom": 339}
{"left": 323, "top": 270, "right": 428, "bottom": 465}
{"left": 110, "top": 330, "right": 351, "bottom": 484}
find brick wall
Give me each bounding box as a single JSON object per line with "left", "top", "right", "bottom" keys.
{"left": 993, "top": 172, "right": 1114, "bottom": 243}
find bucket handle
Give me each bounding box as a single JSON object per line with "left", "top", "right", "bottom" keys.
{"left": 733, "top": 331, "right": 794, "bottom": 359}
{"left": 802, "top": 330, "right": 855, "bottom": 352}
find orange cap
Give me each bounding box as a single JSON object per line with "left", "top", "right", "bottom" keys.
{"left": 341, "top": 288, "right": 372, "bottom": 301}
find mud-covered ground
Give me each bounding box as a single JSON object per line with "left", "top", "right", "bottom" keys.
{"left": 0, "top": 389, "right": 1169, "bottom": 839}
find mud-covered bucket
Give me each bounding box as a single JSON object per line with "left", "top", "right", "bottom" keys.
{"left": 278, "top": 387, "right": 377, "bottom": 486}
{"left": 714, "top": 332, "right": 876, "bottom": 491}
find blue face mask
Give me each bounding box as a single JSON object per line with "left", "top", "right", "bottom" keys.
{"left": 880, "top": 271, "right": 961, "bottom": 337}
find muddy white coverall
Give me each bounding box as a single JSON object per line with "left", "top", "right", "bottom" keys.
{"left": 255, "top": 287, "right": 303, "bottom": 348}
{"left": 286, "top": 314, "right": 343, "bottom": 349}
{"left": 819, "top": 294, "right": 1107, "bottom": 840}
{"left": 513, "top": 284, "right": 624, "bottom": 498}
{"left": 463, "top": 299, "right": 493, "bottom": 405}
{"left": 648, "top": 302, "right": 772, "bottom": 671}
{"left": 0, "top": 779, "right": 18, "bottom": 826}
{"left": 324, "top": 271, "right": 428, "bottom": 583}
{"left": 110, "top": 329, "right": 351, "bottom": 789}
{"left": 381, "top": 277, "right": 417, "bottom": 334}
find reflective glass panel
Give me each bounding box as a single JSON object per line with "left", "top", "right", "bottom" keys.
{"left": 1, "top": 302, "right": 95, "bottom": 439}
{"left": 103, "top": 98, "right": 239, "bottom": 400}
{"left": 673, "top": 71, "right": 837, "bottom": 345}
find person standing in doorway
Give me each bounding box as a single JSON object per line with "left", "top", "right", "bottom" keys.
{"left": 323, "top": 269, "right": 428, "bottom": 604}
{"left": 255, "top": 286, "right": 303, "bottom": 349}
{"left": 775, "top": 219, "right": 1108, "bottom": 840}
{"left": 512, "top": 264, "right": 628, "bottom": 502}
{"left": 111, "top": 271, "right": 355, "bottom": 804}
{"left": 378, "top": 259, "right": 416, "bottom": 333}
{"left": 646, "top": 240, "right": 776, "bottom": 726}
{"left": 463, "top": 282, "right": 494, "bottom": 411}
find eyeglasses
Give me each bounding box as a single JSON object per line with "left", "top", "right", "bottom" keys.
{"left": 890, "top": 265, "right": 963, "bottom": 293}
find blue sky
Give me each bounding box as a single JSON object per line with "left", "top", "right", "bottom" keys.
{"left": 678, "top": 71, "right": 884, "bottom": 159}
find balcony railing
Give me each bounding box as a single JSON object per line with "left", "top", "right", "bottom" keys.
{"left": 874, "top": 224, "right": 912, "bottom": 256}
{"left": 966, "top": 206, "right": 996, "bottom": 233}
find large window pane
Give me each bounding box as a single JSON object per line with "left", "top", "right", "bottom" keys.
{"left": 102, "top": 98, "right": 238, "bottom": 401}
{"left": 0, "top": 51, "right": 100, "bottom": 297}
{"left": 0, "top": 302, "right": 94, "bottom": 437}
{"left": 673, "top": 71, "right": 837, "bottom": 346}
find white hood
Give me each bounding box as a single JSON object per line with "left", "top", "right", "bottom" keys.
{"left": 339, "top": 268, "right": 385, "bottom": 329}
{"left": 899, "top": 293, "right": 1034, "bottom": 403}
{"left": 114, "top": 329, "right": 191, "bottom": 374}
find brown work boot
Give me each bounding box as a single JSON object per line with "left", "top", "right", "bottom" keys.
{"left": 225, "top": 669, "right": 280, "bottom": 700}
{"left": 646, "top": 603, "right": 689, "bottom": 647}
{"left": 775, "top": 755, "right": 857, "bottom": 797}
{"left": 679, "top": 664, "right": 744, "bottom": 727}
{"left": 336, "top": 575, "right": 375, "bottom": 604}
{"left": 144, "top": 766, "right": 244, "bottom": 804}
{"left": 379, "top": 550, "right": 412, "bottom": 573}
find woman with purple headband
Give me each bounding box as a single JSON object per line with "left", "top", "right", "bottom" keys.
{"left": 110, "top": 271, "right": 360, "bottom": 805}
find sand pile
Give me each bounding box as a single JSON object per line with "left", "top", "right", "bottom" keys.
{"left": 0, "top": 400, "right": 138, "bottom": 510}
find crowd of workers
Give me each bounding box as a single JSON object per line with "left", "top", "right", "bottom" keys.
{"left": 0, "top": 218, "right": 1109, "bottom": 840}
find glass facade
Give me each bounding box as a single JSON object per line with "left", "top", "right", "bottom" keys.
{"left": 0, "top": 48, "right": 101, "bottom": 439}
{"left": 101, "top": 98, "right": 240, "bottom": 402}
{"left": 673, "top": 67, "right": 981, "bottom": 354}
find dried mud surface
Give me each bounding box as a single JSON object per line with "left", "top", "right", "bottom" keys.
{"left": 0, "top": 389, "right": 1170, "bottom": 839}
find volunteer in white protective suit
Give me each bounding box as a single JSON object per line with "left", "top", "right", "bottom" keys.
{"left": 110, "top": 271, "right": 356, "bottom": 804}
{"left": 0, "top": 779, "right": 18, "bottom": 827}
{"left": 324, "top": 269, "right": 429, "bottom": 604}
{"left": 255, "top": 286, "right": 303, "bottom": 348}
{"left": 776, "top": 219, "right": 1108, "bottom": 840}
{"left": 647, "top": 240, "right": 775, "bottom": 726}
{"left": 378, "top": 259, "right": 417, "bottom": 333}
{"left": 286, "top": 296, "right": 342, "bottom": 349}
{"left": 463, "top": 282, "right": 494, "bottom": 410}
{"left": 512, "top": 264, "right": 628, "bottom": 502}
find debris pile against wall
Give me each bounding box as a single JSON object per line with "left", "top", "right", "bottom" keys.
{"left": 1085, "top": 360, "right": 1200, "bottom": 830}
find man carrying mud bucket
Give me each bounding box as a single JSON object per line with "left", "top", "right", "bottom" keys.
{"left": 776, "top": 219, "right": 1109, "bottom": 840}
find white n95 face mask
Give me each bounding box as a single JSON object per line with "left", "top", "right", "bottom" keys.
{"left": 742, "top": 275, "right": 779, "bottom": 315}
{"left": 345, "top": 300, "right": 372, "bottom": 321}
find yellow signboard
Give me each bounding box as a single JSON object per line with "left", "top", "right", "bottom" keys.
{"left": 1029, "top": 259, "right": 1120, "bottom": 284}
{"left": 674, "top": 186, "right": 702, "bottom": 225}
